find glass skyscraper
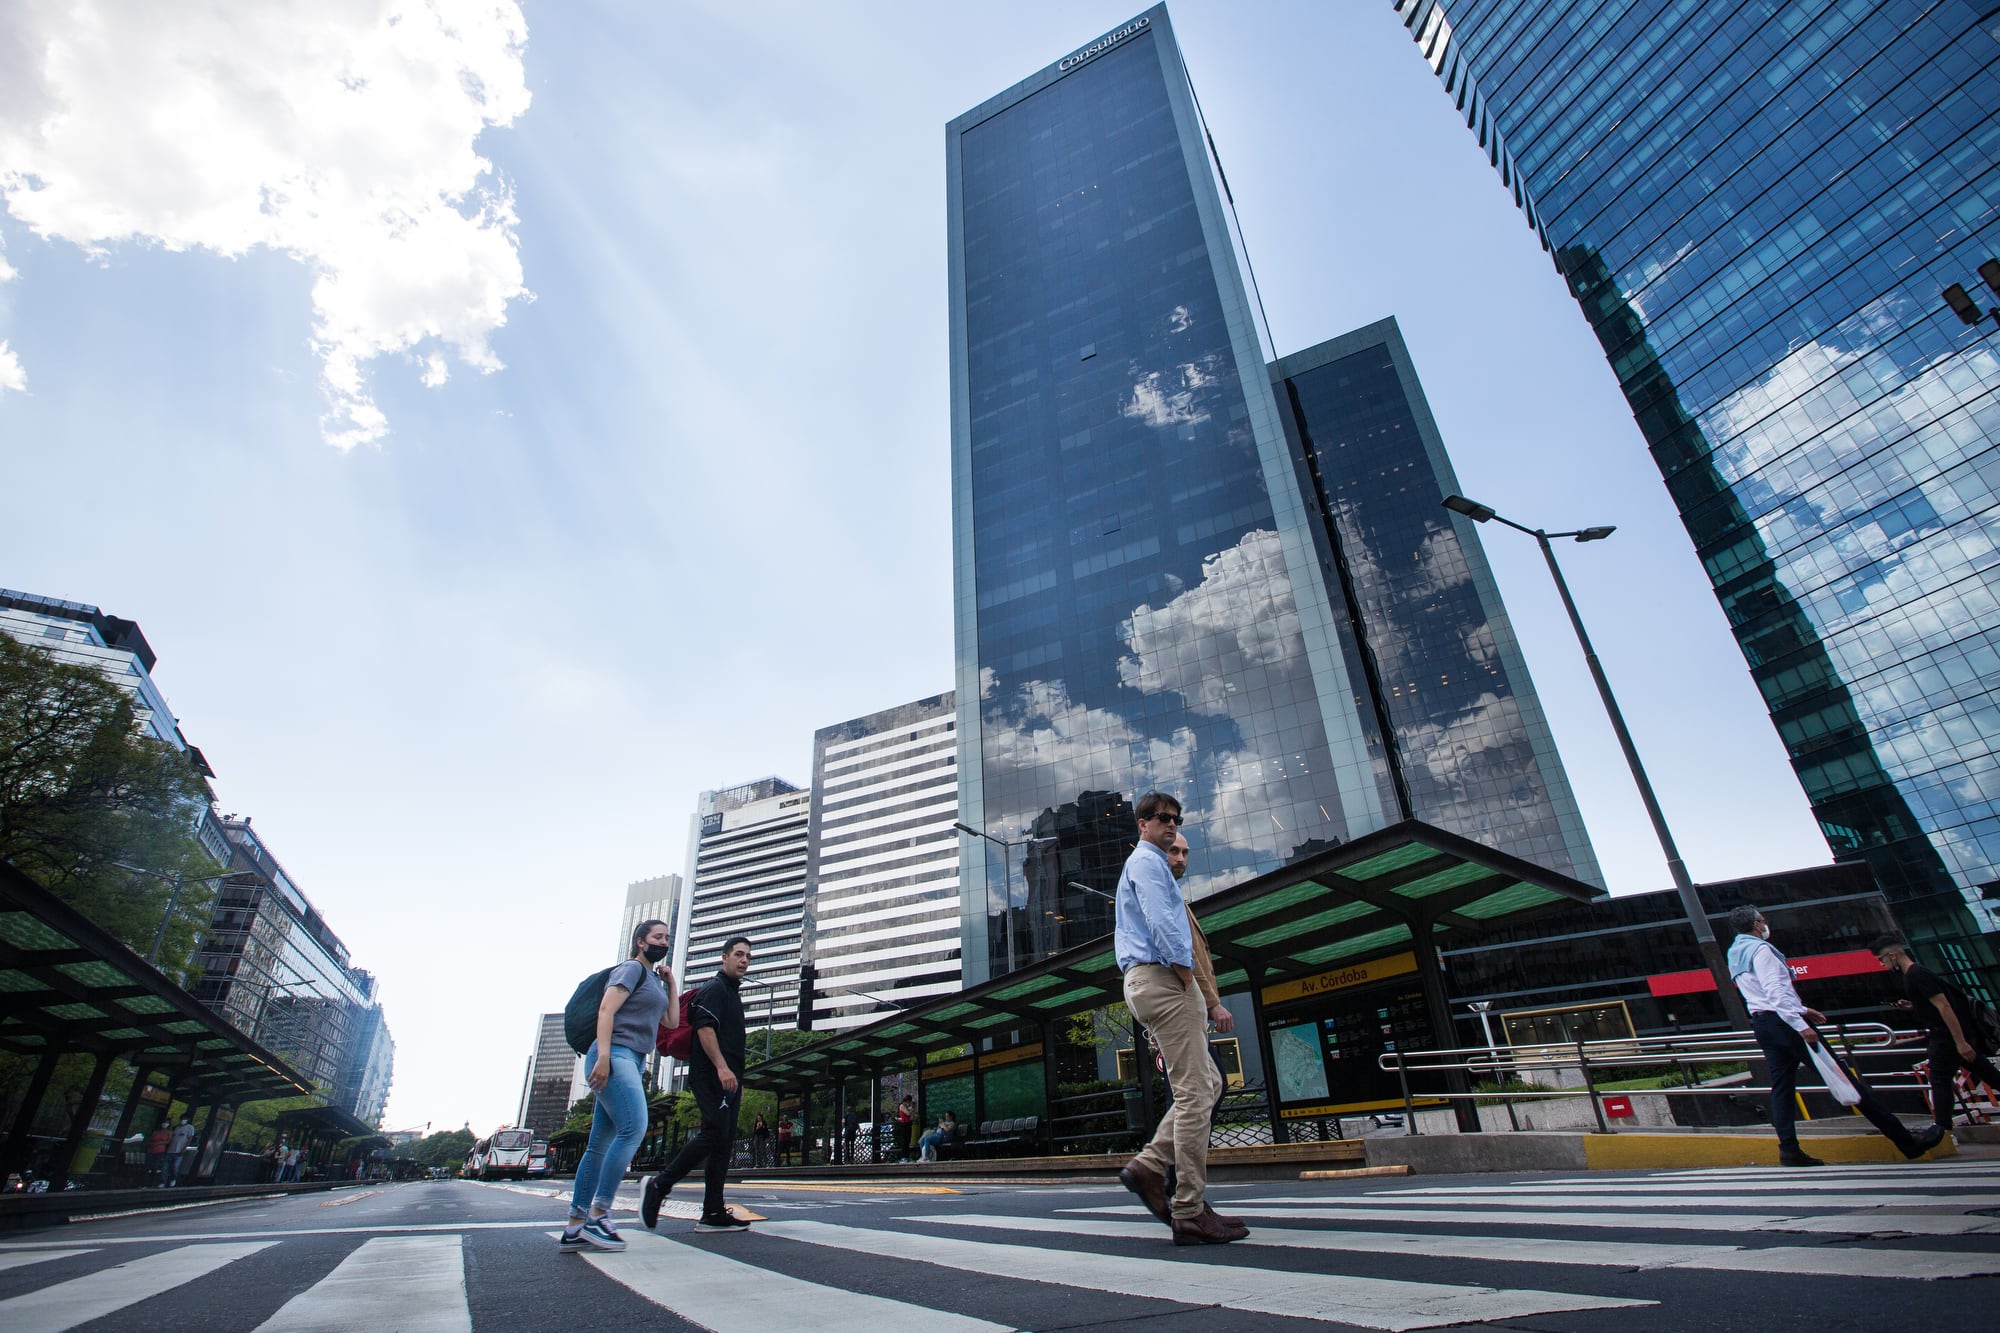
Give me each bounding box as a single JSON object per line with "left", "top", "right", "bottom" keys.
{"left": 949, "top": 7, "right": 1596, "bottom": 982}
{"left": 1391, "top": 0, "right": 2000, "bottom": 982}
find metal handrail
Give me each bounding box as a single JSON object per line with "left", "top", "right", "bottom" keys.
{"left": 1373, "top": 1024, "right": 1940, "bottom": 1134}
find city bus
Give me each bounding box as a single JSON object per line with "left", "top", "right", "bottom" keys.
{"left": 465, "top": 1127, "right": 535, "bottom": 1180}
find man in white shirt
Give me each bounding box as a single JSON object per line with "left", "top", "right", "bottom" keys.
{"left": 1727, "top": 906, "right": 1943, "bottom": 1166}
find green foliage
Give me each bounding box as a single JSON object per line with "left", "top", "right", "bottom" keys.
{"left": 0, "top": 634, "right": 217, "bottom": 978}
{"left": 1064, "top": 1003, "right": 1131, "bottom": 1054}
{"left": 225, "top": 1094, "right": 325, "bottom": 1151}
{"left": 390, "top": 1128, "right": 476, "bottom": 1168}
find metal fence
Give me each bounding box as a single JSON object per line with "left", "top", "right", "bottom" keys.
{"left": 1373, "top": 1023, "right": 1943, "bottom": 1133}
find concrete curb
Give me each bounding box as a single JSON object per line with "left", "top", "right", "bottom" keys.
{"left": 1361, "top": 1130, "right": 1959, "bottom": 1174}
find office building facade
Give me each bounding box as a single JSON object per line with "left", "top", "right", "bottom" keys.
{"left": 804, "top": 693, "right": 962, "bottom": 1030}
{"left": 618, "top": 873, "right": 682, "bottom": 962}
{"left": 333, "top": 970, "right": 395, "bottom": 1127}
{"left": 192, "top": 816, "right": 394, "bottom": 1102}
{"left": 1, "top": 588, "right": 231, "bottom": 865}
{"left": 672, "top": 778, "right": 812, "bottom": 1034}
{"left": 1391, "top": 0, "right": 2000, "bottom": 983}
{"left": 518, "top": 1012, "right": 579, "bottom": 1135}
{"left": 948, "top": 8, "right": 1597, "bottom": 980}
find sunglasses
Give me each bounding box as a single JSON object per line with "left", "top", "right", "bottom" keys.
{"left": 1149, "top": 812, "right": 1184, "bottom": 825}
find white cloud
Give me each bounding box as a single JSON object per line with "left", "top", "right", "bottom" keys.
{"left": 0, "top": 0, "right": 532, "bottom": 447}
{"left": 1119, "top": 529, "right": 1303, "bottom": 714}
{"left": 1122, "top": 356, "right": 1220, "bottom": 429}
{"left": 0, "top": 338, "right": 23, "bottom": 392}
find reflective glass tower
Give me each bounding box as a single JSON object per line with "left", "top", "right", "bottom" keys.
{"left": 1391, "top": 0, "right": 2000, "bottom": 982}
{"left": 949, "top": 7, "right": 1597, "bottom": 982}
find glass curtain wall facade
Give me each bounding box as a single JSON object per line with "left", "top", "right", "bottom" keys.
{"left": 1390, "top": 0, "right": 2000, "bottom": 985}
{"left": 1274, "top": 320, "right": 1600, "bottom": 881}
{"left": 949, "top": 7, "right": 1397, "bottom": 982}
{"left": 950, "top": 8, "right": 1602, "bottom": 982}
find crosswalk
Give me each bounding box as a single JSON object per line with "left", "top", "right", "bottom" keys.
{"left": 0, "top": 1161, "right": 1994, "bottom": 1330}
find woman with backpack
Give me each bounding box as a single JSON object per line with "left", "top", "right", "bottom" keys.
{"left": 560, "top": 918, "right": 676, "bottom": 1253}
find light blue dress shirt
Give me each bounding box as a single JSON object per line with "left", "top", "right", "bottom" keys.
{"left": 1115, "top": 839, "right": 1193, "bottom": 971}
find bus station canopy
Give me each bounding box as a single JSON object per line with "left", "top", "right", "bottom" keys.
{"left": 746, "top": 818, "right": 1606, "bottom": 1091}
{"left": 0, "top": 860, "right": 315, "bottom": 1105}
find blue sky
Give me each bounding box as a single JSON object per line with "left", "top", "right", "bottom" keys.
{"left": 0, "top": 2, "right": 1830, "bottom": 1133}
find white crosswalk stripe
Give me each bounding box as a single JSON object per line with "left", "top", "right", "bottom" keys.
{"left": 951, "top": 1212, "right": 2000, "bottom": 1279}
{"left": 579, "top": 1228, "right": 1009, "bottom": 1332}
{"left": 254, "top": 1234, "right": 471, "bottom": 1332}
{"left": 755, "top": 1218, "right": 1653, "bottom": 1331}
{"left": 1069, "top": 1202, "right": 2000, "bottom": 1235}
{"left": 0, "top": 1242, "right": 272, "bottom": 1332}
{"left": 0, "top": 1250, "right": 92, "bottom": 1273}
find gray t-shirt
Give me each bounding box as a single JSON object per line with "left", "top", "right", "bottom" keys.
{"left": 604, "top": 959, "right": 670, "bottom": 1056}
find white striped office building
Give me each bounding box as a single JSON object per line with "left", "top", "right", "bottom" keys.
{"left": 804, "top": 692, "right": 960, "bottom": 1031}
{"left": 672, "top": 778, "right": 812, "bottom": 1037}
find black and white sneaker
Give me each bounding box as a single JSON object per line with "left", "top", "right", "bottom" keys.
{"left": 558, "top": 1224, "right": 589, "bottom": 1252}
{"left": 695, "top": 1211, "right": 752, "bottom": 1233}
{"left": 641, "top": 1173, "right": 668, "bottom": 1229}
{"left": 580, "top": 1217, "right": 626, "bottom": 1251}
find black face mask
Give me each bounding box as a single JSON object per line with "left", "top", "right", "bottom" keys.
{"left": 642, "top": 943, "right": 669, "bottom": 963}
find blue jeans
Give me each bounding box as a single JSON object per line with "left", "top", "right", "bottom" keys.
{"left": 571, "top": 1043, "right": 648, "bottom": 1214}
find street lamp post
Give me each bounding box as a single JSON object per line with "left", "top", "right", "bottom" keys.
{"left": 1441, "top": 494, "right": 1748, "bottom": 1024}
{"left": 112, "top": 862, "right": 243, "bottom": 965}
{"left": 952, "top": 821, "right": 1057, "bottom": 977}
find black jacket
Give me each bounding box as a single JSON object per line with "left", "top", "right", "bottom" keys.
{"left": 688, "top": 972, "right": 747, "bottom": 1078}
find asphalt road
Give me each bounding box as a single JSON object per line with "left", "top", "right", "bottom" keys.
{"left": 2, "top": 1158, "right": 1998, "bottom": 1330}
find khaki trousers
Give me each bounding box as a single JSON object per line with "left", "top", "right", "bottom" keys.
{"left": 1124, "top": 963, "right": 1220, "bottom": 1220}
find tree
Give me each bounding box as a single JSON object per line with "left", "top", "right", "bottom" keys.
{"left": 391, "top": 1128, "right": 476, "bottom": 1169}
{"left": 0, "top": 634, "right": 216, "bottom": 976}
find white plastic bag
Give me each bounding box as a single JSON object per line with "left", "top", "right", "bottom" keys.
{"left": 1807, "top": 1035, "right": 1862, "bottom": 1106}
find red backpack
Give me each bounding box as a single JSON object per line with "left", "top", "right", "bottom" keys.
{"left": 656, "top": 990, "right": 698, "bottom": 1060}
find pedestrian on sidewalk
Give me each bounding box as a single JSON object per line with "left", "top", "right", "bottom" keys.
{"left": 1114, "top": 791, "right": 1244, "bottom": 1245}
{"left": 895, "top": 1095, "right": 915, "bottom": 1161}
{"left": 776, "top": 1115, "right": 795, "bottom": 1166}
{"left": 164, "top": 1115, "right": 197, "bottom": 1187}
{"left": 1873, "top": 936, "right": 2000, "bottom": 1133}
{"left": 751, "top": 1113, "right": 772, "bottom": 1168}
{"left": 1729, "top": 906, "right": 1943, "bottom": 1167}
{"left": 642, "top": 936, "right": 753, "bottom": 1234}
{"left": 560, "top": 917, "right": 676, "bottom": 1254}
{"left": 145, "top": 1121, "right": 170, "bottom": 1187}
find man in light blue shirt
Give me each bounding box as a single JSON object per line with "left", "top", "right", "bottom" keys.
{"left": 1728, "top": 905, "right": 1942, "bottom": 1166}
{"left": 1115, "top": 791, "right": 1244, "bottom": 1246}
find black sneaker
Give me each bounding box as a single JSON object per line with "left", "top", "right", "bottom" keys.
{"left": 1903, "top": 1124, "right": 1946, "bottom": 1159}
{"left": 641, "top": 1173, "right": 668, "bottom": 1229}
{"left": 1777, "top": 1148, "right": 1825, "bottom": 1167}
{"left": 558, "top": 1224, "right": 589, "bottom": 1253}
{"left": 695, "top": 1211, "right": 752, "bottom": 1233}
{"left": 579, "top": 1217, "right": 626, "bottom": 1251}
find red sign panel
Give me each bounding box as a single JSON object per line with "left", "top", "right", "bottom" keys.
{"left": 1602, "top": 1095, "right": 1634, "bottom": 1118}
{"left": 1645, "top": 950, "right": 1886, "bottom": 998}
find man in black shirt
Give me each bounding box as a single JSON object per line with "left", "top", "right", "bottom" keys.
{"left": 1874, "top": 937, "right": 2000, "bottom": 1131}
{"left": 643, "top": 936, "right": 752, "bottom": 1232}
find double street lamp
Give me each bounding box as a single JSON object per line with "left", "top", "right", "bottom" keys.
{"left": 1441, "top": 494, "right": 1747, "bottom": 1022}
{"left": 952, "top": 821, "right": 1057, "bottom": 976}
{"left": 111, "top": 861, "right": 244, "bottom": 965}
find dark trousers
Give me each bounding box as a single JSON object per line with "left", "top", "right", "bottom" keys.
{"left": 1751, "top": 1011, "right": 1921, "bottom": 1154}
{"left": 1924, "top": 1036, "right": 2000, "bottom": 1127}
{"left": 653, "top": 1076, "right": 738, "bottom": 1217}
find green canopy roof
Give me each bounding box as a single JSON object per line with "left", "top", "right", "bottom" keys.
{"left": 0, "top": 861, "right": 317, "bottom": 1104}
{"left": 747, "top": 818, "right": 1603, "bottom": 1090}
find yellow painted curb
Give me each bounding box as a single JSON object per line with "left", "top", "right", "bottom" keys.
{"left": 1582, "top": 1133, "right": 1957, "bottom": 1170}
{"left": 1300, "top": 1165, "right": 1413, "bottom": 1180}
{"left": 736, "top": 1181, "right": 961, "bottom": 1194}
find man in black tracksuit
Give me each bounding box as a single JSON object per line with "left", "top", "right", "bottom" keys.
{"left": 1875, "top": 937, "right": 2000, "bottom": 1132}
{"left": 643, "top": 936, "right": 752, "bottom": 1232}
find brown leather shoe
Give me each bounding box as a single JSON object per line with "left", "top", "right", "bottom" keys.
{"left": 1172, "top": 1209, "right": 1248, "bottom": 1245}
{"left": 1201, "top": 1202, "right": 1247, "bottom": 1229}
{"left": 1119, "top": 1159, "right": 1172, "bottom": 1227}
